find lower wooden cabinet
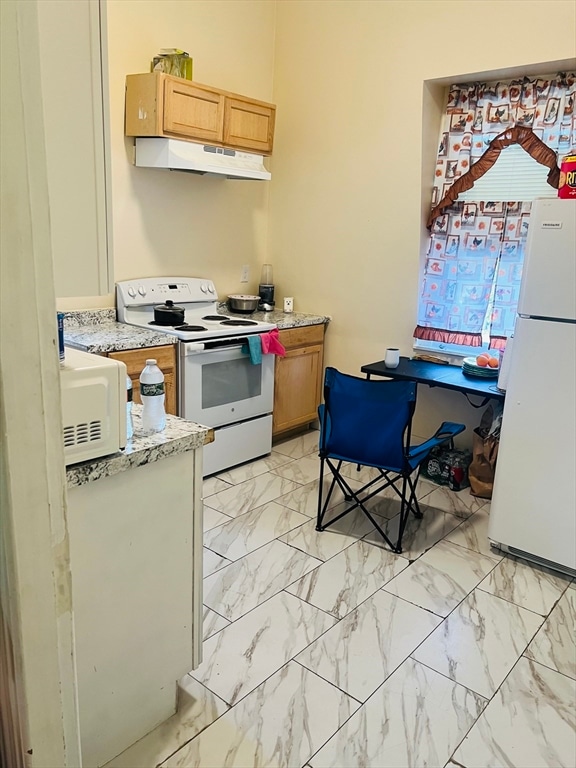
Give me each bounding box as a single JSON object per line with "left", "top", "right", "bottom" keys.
{"left": 108, "top": 345, "right": 177, "bottom": 415}
{"left": 273, "top": 325, "right": 325, "bottom": 437}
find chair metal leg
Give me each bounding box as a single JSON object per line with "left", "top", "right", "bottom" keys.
{"left": 345, "top": 462, "right": 362, "bottom": 499}
{"left": 394, "top": 475, "right": 411, "bottom": 554}
{"left": 407, "top": 474, "right": 423, "bottom": 518}
{"left": 316, "top": 456, "right": 326, "bottom": 531}
{"left": 316, "top": 457, "right": 426, "bottom": 558}
{"left": 316, "top": 464, "right": 399, "bottom": 553}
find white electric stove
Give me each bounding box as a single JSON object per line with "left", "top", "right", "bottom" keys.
{"left": 116, "top": 277, "right": 277, "bottom": 476}
{"left": 116, "top": 277, "right": 275, "bottom": 342}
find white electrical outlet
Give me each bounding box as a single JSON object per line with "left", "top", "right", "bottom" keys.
{"left": 240, "top": 265, "right": 250, "bottom": 283}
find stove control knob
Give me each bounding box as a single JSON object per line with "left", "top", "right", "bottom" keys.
{"left": 200, "top": 283, "right": 208, "bottom": 293}
{"left": 127, "top": 287, "right": 136, "bottom": 298}
{"left": 138, "top": 285, "right": 147, "bottom": 296}
{"left": 207, "top": 284, "right": 215, "bottom": 294}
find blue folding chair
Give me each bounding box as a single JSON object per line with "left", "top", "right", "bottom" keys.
{"left": 316, "top": 367, "right": 465, "bottom": 554}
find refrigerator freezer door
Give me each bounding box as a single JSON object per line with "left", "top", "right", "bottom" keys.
{"left": 488, "top": 317, "right": 576, "bottom": 573}
{"left": 518, "top": 198, "right": 576, "bottom": 321}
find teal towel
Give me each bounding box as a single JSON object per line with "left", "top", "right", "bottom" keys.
{"left": 243, "top": 335, "right": 262, "bottom": 364}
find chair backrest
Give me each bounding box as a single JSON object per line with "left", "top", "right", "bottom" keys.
{"left": 321, "top": 367, "right": 416, "bottom": 472}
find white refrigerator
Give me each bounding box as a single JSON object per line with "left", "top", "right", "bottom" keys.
{"left": 488, "top": 197, "right": 576, "bottom": 576}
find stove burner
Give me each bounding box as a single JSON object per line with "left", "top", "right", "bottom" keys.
{"left": 220, "top": 319, "right": 258, "bottom": 327}
{"left": 203, "top": 315, "right": 228, "bottom": 321}
{"left": 174, "top": 325, "right": 208, "bottom": 332}
{"left": 148, "top": 321, "right": 178, "bottom": 328}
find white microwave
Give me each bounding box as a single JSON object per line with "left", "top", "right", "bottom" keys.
{"left": 60, "top": 347, "right": 127, "bottom": 466}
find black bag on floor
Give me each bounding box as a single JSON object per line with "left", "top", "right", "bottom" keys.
{"left": 421, "top": 445, "right": 471, "bottom": 491}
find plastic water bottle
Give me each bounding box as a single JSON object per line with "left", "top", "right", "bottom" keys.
{"left": 126, "top": 376, "right": 134, "bottom": 440}
{"left": 140, "top": 359, "right": 166, "bottom": 433}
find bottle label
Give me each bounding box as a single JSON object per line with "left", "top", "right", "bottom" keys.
{"left": 141, "top": 382, "right": 165, "bottom": 397}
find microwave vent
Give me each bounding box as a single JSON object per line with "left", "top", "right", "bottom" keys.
{"left": 60, "top": 347, "right": 127, "bottom": 466}
{"left": 63, "top": 420, "right": 103, "bottom": 448}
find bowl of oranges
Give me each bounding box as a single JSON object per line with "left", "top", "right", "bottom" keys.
{"left": 462, "top": 353, "right": 499, "bottom": 378}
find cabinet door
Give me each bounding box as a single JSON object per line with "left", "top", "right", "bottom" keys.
{"left": 108, "top": 346, "right": 177, "bottom": 415}
{"left": 163, "top": 80, "right": 224, "bottom": 143}
{"left": 129, "top": 374, "right": 177, "bottom": 417}
{"left": 223, "top": 98, "right": 275, "bottom": 155}
{"left": 67, "top": 451, "right": 198, "bottom": 766}
{"left": 37, "top": 0, "right": 112, "bottom": 298}
{"left": 273, "top": 344, "right": 323, "bottom": 435}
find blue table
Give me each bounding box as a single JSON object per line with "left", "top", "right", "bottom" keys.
{"left": 361, "top": 356, "right": 505, "bottom": 405}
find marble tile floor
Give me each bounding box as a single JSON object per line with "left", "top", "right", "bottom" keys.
{"left": 107, "top": 429, "right": 576, "bottom": 768}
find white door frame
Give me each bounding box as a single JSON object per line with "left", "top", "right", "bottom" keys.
{"left": 1, "top": 1, "right": 81, "bottom": 765}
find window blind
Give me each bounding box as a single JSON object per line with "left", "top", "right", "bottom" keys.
{"left": 458, "top": 144, "right": 557, "bottom": 202}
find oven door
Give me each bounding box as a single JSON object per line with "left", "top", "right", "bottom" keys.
{"left": 179, "top": 336, "right": 275, "bottom": 427}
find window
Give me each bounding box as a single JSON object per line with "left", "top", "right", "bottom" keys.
{"left": 414, "top": 73, "right": 575, "bottom": 357}
{"left": 458, "top": 144, "right": 556, "bottom": 202}
{"left": 417, "top": 148, "right": 556, "bottom": 357}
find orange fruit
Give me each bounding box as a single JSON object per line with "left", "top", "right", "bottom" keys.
{"left": 476, "top": 355, "right": 489, "bottom": 366}
{"left": 488, "top": 357, "right": 499, "bottom": 368}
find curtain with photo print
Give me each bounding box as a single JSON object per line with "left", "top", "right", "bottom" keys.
{"left": 417, "top": 200, "right": 531, "bottom": 348}
{"left": 415, "top": 73, "right": 576, "bottom": 348}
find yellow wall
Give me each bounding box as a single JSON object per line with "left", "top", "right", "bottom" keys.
{"left": 269, "top": 0, "right": 575, "bottom": 436}
{"left": 106, "top": 0, "right": 276, "bottom": 295}
{"left": 61, "top": 0, "right": 575, "bottom": 437}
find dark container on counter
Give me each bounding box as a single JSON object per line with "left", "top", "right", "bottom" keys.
{"left": 57, "top": 312, "right": 65, "bottom": 363}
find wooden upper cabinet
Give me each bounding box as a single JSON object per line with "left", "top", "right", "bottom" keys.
{"left": 163, "top": 79, "right": 224, "bottom": 143}
{"left": 223, "top": 98, "right": 275, "bottom": 155}
{"left": 125, "top": 72, "right": 275, "bottom": 155}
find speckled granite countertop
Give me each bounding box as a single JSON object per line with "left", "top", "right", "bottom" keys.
{"left": 66, "top": 405, "right": 213, "bottom": 489}
{"left": 64, "top": 321, "right": 177, "bottom": 354}
{"left": 235, "top": 309, "right": 329, "bottom": 329}
{"left": 62, "top": 308, "right": 330, "bottom": 354}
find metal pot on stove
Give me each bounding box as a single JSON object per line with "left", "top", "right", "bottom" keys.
{"left": 153, "top": 300, "right": 185, "bottom": 326}
{"left": 227, "top": 295, "right": 260, "bottom": 314}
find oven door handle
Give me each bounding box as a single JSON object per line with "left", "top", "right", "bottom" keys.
{"left": 204, "top": 337, "right": 251, "bottom": 350}
{"left": 181, "top": 337, "right": 255, "bottom": 355}
{"left": 180, "top": 342, "right": 208, "bottom": 355}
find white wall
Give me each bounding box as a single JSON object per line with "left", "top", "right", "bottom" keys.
{"left": 269, "top": 0, "right": 576, "bottom": 437}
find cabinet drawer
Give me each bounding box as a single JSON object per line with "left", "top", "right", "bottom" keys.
{"left": 279, "top": 324, "right": 325, "bottom": 350}
{"left": 164, "top": 80, "right": 224, "bottom": 143}
{"left": 108, "top": 345, "right": 175, "bottom": 378}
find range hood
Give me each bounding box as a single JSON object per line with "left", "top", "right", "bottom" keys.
{"left": 134, "top": 138, "right": 271, "bottom": 180}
